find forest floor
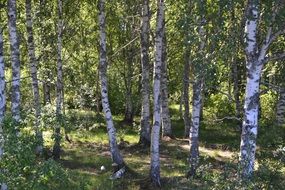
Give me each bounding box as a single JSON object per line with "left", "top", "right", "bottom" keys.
{"left": 44, "top": 108, "right": 285, "bottom": 190}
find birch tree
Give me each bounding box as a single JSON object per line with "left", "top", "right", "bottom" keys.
{"left": 188, "top": 0, "right": 206, "bottom": 177}
{"left": 8, "top": 0, "right": 20, "bottom": 122}
{"left": 139, "top": 0, "right": 151, "bottom": 146}
{"left": 150, "top": 0, "right": 164, "bottom": 186}
{"left": 25, "top": 0, "right": 43, "bottom": 154}
{"left": 240, "top": 0, "right": 285, "bottom": 178}
{"left": 53, "top": 0, "right": 63, "bottom": 160}
{"left": 0, "top": 25, "right": 7, "bottom": 190}
{"left": 161, "top": 31, "right": 172, "bottom": 138}
{"left": 98, "top": 0, "right": 125, "bottom": 177}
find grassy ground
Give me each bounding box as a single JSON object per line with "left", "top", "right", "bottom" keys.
{"left": 45, "top": 108, "right": 285, "bottom": 190}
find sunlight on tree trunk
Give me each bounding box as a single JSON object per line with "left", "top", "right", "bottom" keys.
{"left": 150, "top": 0, "right": 164, "bottom": 187}
{"left": 98, "top": 0, "right": 125, "bottom": 175}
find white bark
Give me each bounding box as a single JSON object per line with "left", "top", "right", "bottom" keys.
{"left": 139, "top": 0, "right": 151, "bottom": 146}
{"left": 53, "top": 0, "right": 63, "bottom": 160}
{"left": 98, "top": 0, "right": 125, "bottom": 169}
{"left": 150, "top": 0, "right": 164, "bottom": 186}
{"left": 188, "top": 10, "right": 205, "bottom": 177}
{"left": 188, "top": 79, "right": 203, "bottom": 177}
{"left": 8, "top": 0, "right": 21, "bottom": 122}
{"left": 240, "top": 0, "right": 261, "bottom": 178}
{"left": 25, "top": 0, "right": 42, "bottom": 154}
{"left": 0, "top": 27, "right": 7, "bottom": 190}
{"left": 239, "top": 0, "right": 285, "bottom": 179}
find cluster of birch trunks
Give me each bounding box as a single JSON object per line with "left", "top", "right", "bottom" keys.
{"left": 0, "top": 0, "right": 285, "bottom": 188}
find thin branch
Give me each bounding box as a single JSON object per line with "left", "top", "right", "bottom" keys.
{"left": 268, "top": 28, "right": 285, "bottom": 46}
{"left": 109, "top": 36, "right": 139, "bottom": 58}
{"left": 213, "top": 116, "right": 242, "bottom": 123}
{"left": 258, "top": 5, "right": 280, "bottom": 62}
{"left": 265, "top": 52, "right": 285, "bottom": 63}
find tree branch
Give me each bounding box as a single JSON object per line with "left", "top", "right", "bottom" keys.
{"left": 213, "top": 116, "right": 242, "bottom": 123}
{"left": 265, "top": 52, "right": 285, "bottom": 63}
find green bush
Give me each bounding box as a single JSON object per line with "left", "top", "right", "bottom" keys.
{"left": 0, "top": 116, "right": 82, "bottom": 190}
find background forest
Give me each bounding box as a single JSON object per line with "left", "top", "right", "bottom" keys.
{"left": 0, "top": 0, "right": 285, "bottom": 189}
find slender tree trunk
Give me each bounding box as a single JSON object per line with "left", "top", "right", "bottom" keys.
{"left": 240, "top": 0, "right": 261, "bottom": 179}
{"left": 53, "top": 0, "right": 63, "bottom": 160}
{"left": 25, "top": 0, "right": 43, "bottom": 154}
{"left": 188, "top": 79, "right": 203, "bottom": 177}
{"left": 0, "top": 26, "right": 7, "bottom": 190}
{"left": 8, "top": 0, "right": 21, "bottom": 122}
{"left": 161, "top": 32, "right": 172, "bottom": 138}
{"left": 139, "top": 0, "right": 151, "bottom": 146}
{"left": 183, "top": 49, "right": 191, "bottom": 138}
{"left": 188, "top": 3, "right": 206, "bottom": 177}
{"left": 276, "top": 88, "right": 285, "bottom": 126}
{"left": 150, "top": 0, "right": 164, "bottom": 186}
{"left": 98, "top": 0, "right": 125, "bottom": 174}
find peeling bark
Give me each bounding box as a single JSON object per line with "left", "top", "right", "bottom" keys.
{"left": 8, "top": 0, "right": 21, "bottom": 122}
{"left": 98, "top": 0, "right": 125, "bottom": 170}
{"left": 150, "top": 0, "right": 164, "bottom": 186}
{"left": 139, "top": 0, "right": 151, "bottom": 146}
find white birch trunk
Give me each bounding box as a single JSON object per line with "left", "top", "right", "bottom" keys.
{"left": 150, "top": 0, "right": 164, "bottom": 186}
{"left": 98, "top": 0, "right": 125, "bottom": 170}
{"left": 139, "top": 0, "right": 151, "bottom": 146}
{"left": 188, "top": 80, "right": 203, "bottom": 177}
{"left": 188, "top": 5, "right": 206, "bottom": 176}
{"left": 53, "top": 0, "right": 63, "bottom": 160}
{"left": 8, "top": 0, "right": 21, "bottom": 122}
{"left": 239, "top": 0, "right": 285, "bottom": 178}
{"left": 0, "top": 26, "right": 7, "bottom": 190}
{"left": 25, "top": 0, "right": 43, "bottom": 154}
{"left": 240, "top": 0, "right": 261, "bottom": 178}
{"left": 161, "top": 32, "right": 172, "bottom": 138}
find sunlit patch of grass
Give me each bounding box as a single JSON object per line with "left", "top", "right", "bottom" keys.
{"left": 69, "top": 128, "right": 109, "bottom": 144}
{"left": 40, "top": 109, "right": 284, "bottom": 189}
